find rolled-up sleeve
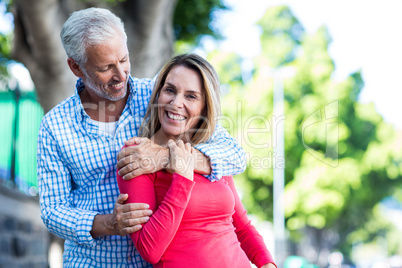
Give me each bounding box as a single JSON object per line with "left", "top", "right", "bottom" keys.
{"left": 195, "top": 124, "right": 246, "bottom": 182}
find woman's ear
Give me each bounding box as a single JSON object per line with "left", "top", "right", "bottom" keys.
{"left": 67, "top": 58, "right": 85, "bottom": 78}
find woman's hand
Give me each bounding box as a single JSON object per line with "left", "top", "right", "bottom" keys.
{"left": 166, "top": 140, "right": 194, "bottom": 181}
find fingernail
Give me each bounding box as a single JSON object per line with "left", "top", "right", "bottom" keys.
{"left": 147, "top": 210, "right": 153, "bottom": 215}
{"left": 144, "top": 216, "right": 150, "bottom": 221}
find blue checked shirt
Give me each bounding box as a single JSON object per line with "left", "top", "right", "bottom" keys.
{"left": 37, "top": 76, "right": 246, "bottom": 267}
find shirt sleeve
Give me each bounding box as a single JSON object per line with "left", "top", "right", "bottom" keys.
{"left": 195, "top": 124, "right": 246, "bottom": 182}
{"left": 117, "top": 171, "right": 195, "bottom": 264}
{"left": 37, "top": 120, "right": 100, "bottom": 247}
{"left": 225, "top": 176, "right": 277, "bottom": 268}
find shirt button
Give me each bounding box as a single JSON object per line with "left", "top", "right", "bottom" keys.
{"left": 127, "top": 256, "right": 131, "bottom": 261}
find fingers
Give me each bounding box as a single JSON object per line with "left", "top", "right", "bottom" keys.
{"left": 167, "top": 139, "right": 176, "bottom": 149}
{"left": 117, "top": 202, "right": 151, "bottom": 213}
{"left": 116, "top": 193, "right": 128, "bottom": 204}
{"left": 119, "top": 213, "right": 153, "bottom": 235}
{"left": 117, "top": 215, "right": 149, "bottom": 236}
{"left": 121, "top": 169, "right": 144, "bottom": 180}
{"left": 117, "top": 146, "right": 138, "bottom": 163}
{"left": 122, "top": 225, "right": 142, "bottom": 235}
{"left": 167, "top": 139, "right": 191, "bottom": 150}
{"left": 118, "top": 138, "right": 149, "bottom": 161}
{"left": 117, "top": 163, "right": 131, "bottom": 177}
{"left": 117, "top": 158, "right": 138, "bottom": 176}
{"left": 124, "top": 137, "right": 148, "bottom": 146}
{"left": 176, "top": 139, "right": 184, "bottom": 148}
{"left": 114, "top": 202, "right": 153, "bottom": 235}
{"left": 185, "top": 142, "right": 192, "bottom": 152}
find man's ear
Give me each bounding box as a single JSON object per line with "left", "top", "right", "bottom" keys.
{"left": 67, "top": 58, "right": 85, "bottom": 78}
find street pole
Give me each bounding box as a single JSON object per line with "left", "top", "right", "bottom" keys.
{"left": 10, "top": 82, "right": 21, "bottom": 188}
{"left": 273, "top": 73, "right": 286, "bottom": 267}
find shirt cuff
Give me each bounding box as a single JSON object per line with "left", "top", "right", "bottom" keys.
{"left": 204, "top": 153, "right": 224, "bottom": 182}
{"left": 75, "top": 210, "right": 101, "bottom": 247}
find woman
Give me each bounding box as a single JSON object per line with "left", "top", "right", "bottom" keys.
{"left": 117, "top": 54, "right": 276, "bottom": 268}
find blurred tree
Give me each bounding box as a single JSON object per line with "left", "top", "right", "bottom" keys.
{"left": 6, "top": 0, "right": 227, "bottom": 112}
{"left": 0, "top": 2, "right": 12, "bottom": 86}
{"left": 217, "top": 5, "right": 402, "bottom": 265}
{"left": 0, "top": 31, "right": 11, "bottom": 86}
{"left": 174, "top": 0, "right": 227, "bottom": 44}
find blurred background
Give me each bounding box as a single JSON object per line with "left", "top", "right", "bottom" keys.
{"left": 0, "top": 0, "right": 401, "bottom": 267}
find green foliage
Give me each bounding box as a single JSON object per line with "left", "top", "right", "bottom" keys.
{"left": 257, "top": 5, "right": 304, "bottom": 67}
{"left": 173, "top": 0, "right": 228, "bottom": 44}
{"left": 79, "top": 0, "right": 228, "bottom": 45}
{"left": 216, "top": 5, "right": 402, "bottom": 259}
{"left": 0, "top": 1, "right": 12, "bottom": 86}
{"left": 0, "top": 32, "right": 11, "bottom": 83}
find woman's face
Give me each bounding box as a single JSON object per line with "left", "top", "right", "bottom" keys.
{"left": 157, "top": 65, "right": 205, "bottom": 142}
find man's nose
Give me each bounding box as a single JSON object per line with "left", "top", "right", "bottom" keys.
{"left": 113, "top": 64, "right": 127, "bottom": 80}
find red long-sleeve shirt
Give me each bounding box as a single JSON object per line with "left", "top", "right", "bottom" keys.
{"left": 117, "top": 171, "right": 276, "bottom": 268}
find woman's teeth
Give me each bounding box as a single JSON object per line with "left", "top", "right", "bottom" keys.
{"left": 167, "top": 112, "right": 185, "bottom": 121}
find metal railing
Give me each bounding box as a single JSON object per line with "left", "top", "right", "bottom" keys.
{"left": 0, "top": 84, "right": 44, "bottom": 196}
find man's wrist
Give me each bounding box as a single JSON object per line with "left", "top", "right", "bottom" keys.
{"left": 91, "top": 214, "right": 115, "bottom": 238}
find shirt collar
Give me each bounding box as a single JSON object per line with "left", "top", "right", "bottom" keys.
{"left": 72, "top": 76, "right": 136, "bottom": 122}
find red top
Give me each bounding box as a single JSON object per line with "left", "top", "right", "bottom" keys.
{"left": 117, "top": 171, "right": 276, "bottom": 268}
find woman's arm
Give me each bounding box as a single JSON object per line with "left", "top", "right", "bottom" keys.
{"left": 117, "top": 172, "right": 194, "bottom": 264}
{"left": 225, "top": 176, "right": 277, "bottom": 268}
{"left": 116, "top": 140, "right": 195, "bottom": 264}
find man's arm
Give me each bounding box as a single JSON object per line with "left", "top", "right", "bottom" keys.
{"left": 117, "top": 138, "right": 212, "bottom": 180}
{"left": 117, "top": 124, "right": 245, "bottom": 181}
{"left": 90, "top": 194, "right": 151, "bottom": 238}
{"left": 37, "top": 122, "right": 151, "bottom": 246}
{"left": 194, "top": 124, "right": 246, "bottom": 181}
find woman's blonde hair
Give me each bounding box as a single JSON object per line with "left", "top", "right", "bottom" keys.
{"left": 139, "top": 53, "right": 221, "bottom": 145}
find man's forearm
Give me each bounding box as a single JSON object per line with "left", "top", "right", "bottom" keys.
{"left": 193, "top": 149, "right": 211, "bottom": 175}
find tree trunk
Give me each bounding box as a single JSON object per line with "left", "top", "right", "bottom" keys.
{"left": 11, "top": 0, "right": 177, "bottom": 113}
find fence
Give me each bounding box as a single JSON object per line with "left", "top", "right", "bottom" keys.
{"left": 0, "top": 84, "right": 44, "bottom": 196}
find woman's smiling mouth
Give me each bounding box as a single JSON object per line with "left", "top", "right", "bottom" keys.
{"left": 167, "top": 111, "right": 186, "bottom": 121}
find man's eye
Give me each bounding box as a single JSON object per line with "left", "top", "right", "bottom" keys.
{"left": 100, "top": 66, "right": 110, "bottom": 72}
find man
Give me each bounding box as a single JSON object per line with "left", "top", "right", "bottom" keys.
{"left": 37, "top": 7, "right": 246, "bottom": 267}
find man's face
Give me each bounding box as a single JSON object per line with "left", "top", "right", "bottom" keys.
{"left": 82, "top": 34, "right": 130, "bottom": 102}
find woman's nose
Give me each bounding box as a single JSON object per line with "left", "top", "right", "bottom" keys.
{"left": 171, "top": 95, "right": 184, "bottom": 108}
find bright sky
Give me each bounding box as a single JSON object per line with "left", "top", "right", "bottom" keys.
{"left": 1, "top": 1, "right": 401, "bottom": 129}
{"left": 216, "top": 0, "right": 402, "bottom": 129}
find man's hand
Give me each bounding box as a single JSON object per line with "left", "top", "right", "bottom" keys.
{"left": 117, "top": 137, "right": 169, "bottom": 180}
{"left": 91, "top": 194, "right": 153, "bottom": 238}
